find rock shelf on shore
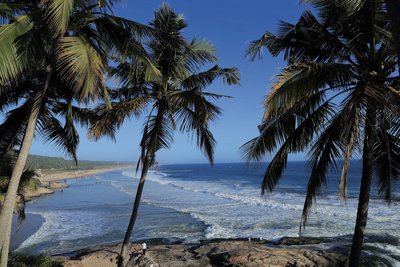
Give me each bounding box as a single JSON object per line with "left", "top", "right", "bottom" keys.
{"left": 55, "top": 239, "right": 348, "bottom": 267}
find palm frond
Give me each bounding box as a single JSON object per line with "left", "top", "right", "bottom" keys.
{"left": 56, "top": 36, "right": 105, "bottom": 99}
{"left": 246, "top": 31, "right": 275, "bottom": 61}
{"left": 300, "top": 118, "right": 343, "bottom": 231}
{"left": 338, "top": 136, "right": 354, "bottom": 201}
{"left": 265, "top": 62, "right": 354, "bottom": 118}
{"left": 43, "top": 0, "right": 73, "bottom": 36}
{"left": 0, "top": 99, "right": 31, "bottom": 156}
{"left": 0, "top": 15, "right": 33, "bottom": 87}
{"left": 172, "top": 89, "right": 222, "bottom": 123}
{"left": 181, "top": 65, "right": 239, "bottom": 90}
{"left": 337, "top": 90, "right": 363, "bottom": 200}
{"left": 88, "top": 97, "right": 148, "bottom": 141}
{"left": 94, "top": 14, "right": 151, "bottom": 58}
{"left": 175, "top": 106, "right": 217, "bottom": 163}
{"left": 247, "top": 10, "right": 351, "bottom": 63}
{"left": 261, "top": 100, "right": 335, "bottom": 193}
{"left": 51, "top": 102, "right": 93, "bottom": 127}
{"left": 146, "top": 112, "right": 174, "bottom": 153}
{"left": 242, "top": 89, "right": 329, "bottom": 163}
{"left": 373, "top": 106, "right": 400, "bottom": 203}
{"left": 40, "top": 111, "right": 79, "bottom": 163}
{"left": 183, "top": 38, "right": 217, "bottom": 69}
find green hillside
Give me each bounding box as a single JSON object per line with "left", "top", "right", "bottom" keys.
{"left": 26, "top": 154, "right": 128, "bottom": 170}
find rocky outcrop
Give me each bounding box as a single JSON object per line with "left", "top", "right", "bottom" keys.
{"left": 55, "top": 236, "right": 399, "bottom": 267}
{"left": 22, "top": 177, "right": 68, "bottom": 201}
{"left": 126, "top": 240, "right": 347, "bottom": 267}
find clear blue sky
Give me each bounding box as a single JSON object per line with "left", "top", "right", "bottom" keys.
{"left": 30, "top": 0, "right": 310, "bottom": 164}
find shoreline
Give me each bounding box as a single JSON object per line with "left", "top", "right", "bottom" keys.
{"left": 10, "top": 165, "right": 134, "bottom": 253}
{"left": 12, "top": 164, "right": 399, "bottom": 266}
{"left": 41, "top": 165, "right": 133, "bottom": 182}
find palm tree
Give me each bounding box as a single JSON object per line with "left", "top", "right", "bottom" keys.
{"left": 242, "top": 1, "right": 399, "bottom": 266}
{"left": 0, "top": 1, "right": 150, "bottom": 265}
{"left": 89, "top": 5, "right": 239, "bottom": 266}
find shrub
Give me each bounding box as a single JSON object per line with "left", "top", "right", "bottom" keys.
{"left": 8, "top": 254, "right": 63, "bottom": 267}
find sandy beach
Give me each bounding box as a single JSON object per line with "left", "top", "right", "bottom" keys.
{"left": 41, "top": 165, "right": 133, "bottom": 182}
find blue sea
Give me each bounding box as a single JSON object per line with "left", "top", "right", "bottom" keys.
{"left": 12, "top": 162, "right": 400, "bottom": 260}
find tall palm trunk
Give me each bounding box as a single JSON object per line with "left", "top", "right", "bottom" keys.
{"left": 117, "top": 153, "right": 152, "bottom": 267}
{"left": 349, "top": 111, "right": 376, "bottom": 267}
{"left": 117, "top": 107, "right": 164, "bottom": 267}
{"left": 0, "top": 69, "right": 51, "bottom": 267}
{"left": 0, "top": 103, "right": 41, "bottom": 267}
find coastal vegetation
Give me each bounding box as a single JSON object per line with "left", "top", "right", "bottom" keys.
{"left": 88, "top": 5, "right": 239, "bottom": 266}
{"left": 25, "top": 154, "right": 125, "bottom": 170}
{"left": 243, "top": 0, "right": 400, "bottom": 266}
{"left": 0, "top": 0, "right": 148, "bottom": 265}
{"left": 8, "top": 253, "right": 62, "bottom": 267}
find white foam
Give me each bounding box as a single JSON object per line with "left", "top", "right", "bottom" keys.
{"left": 17, "top": 210, "right": 115, "bottom": 253}
{"left": 364, "top": 243, "right": 400, "bottom": 266}
{"left": 118, "top": 168, "right": 400, "bottom": 240}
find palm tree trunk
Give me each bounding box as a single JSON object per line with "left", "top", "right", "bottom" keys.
{"left": 349, "top": 112, "right": 376, "bottom": 267}
{"left": 117, "top": 154, "right": 151, "bottom": 267}
{"left": 0, "top": 101, "right": 41, "bottom": 267}
{"left": 0, "top": 68, "right": 51, "bottom": 267}
{"left": 117, "top": 107, "right": 164, "bottom": 267}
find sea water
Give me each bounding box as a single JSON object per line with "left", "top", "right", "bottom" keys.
{"left": 14, "top": 162, "right": 400, "bottom": 261}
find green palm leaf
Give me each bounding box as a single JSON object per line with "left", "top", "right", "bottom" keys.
{"left": 301, "top": 117, "right": 343, "bottom": 230}
{"left": 44, "top": 0, "right": 74, "bottom": 36}
{"left": 181, "top": 65, "right": 239, "bottom": 90}
{"left": 88, "top": 97, "right": 148, "bottom": 140}
{"left": 56, "top": 36, "right": 105, "bottom": 99}
{"left": 0, "top": 15, "right": 32, "bottom": 87}
{"left": 265, "top": 62, "right": 354, "bottom": 118}
{"left": 0, "top": 98, "right": 31, "bottom": 156}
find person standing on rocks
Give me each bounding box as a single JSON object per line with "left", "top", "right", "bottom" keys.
{"left": 141, "top": 242, "right": 147, "bottom": 255}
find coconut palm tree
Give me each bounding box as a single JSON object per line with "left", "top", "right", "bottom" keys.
{"left": 0, "top": 69, "right": 96, "bottom": 265}
{"left": 242, "top": 1, "right": 399, "bottom": 266}
{"left": 0, "top": 1, "right": 151, "bottom": 265}
{"left": 89, "top": 5, "right": 239, "bottom": 266}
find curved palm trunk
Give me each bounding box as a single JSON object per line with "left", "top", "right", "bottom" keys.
{"left": 0, "top": 100, "right": 41, "bottom": 267}
{"left": 0, "top": 69, "right": 51, "bottom": 267}
{"left": 117, "top": 107, "right": 164, "bottom": 267}
{"left": 349, "top": 112, "right": 376, "bottom": 267}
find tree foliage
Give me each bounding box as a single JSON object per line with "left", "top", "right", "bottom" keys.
{"left": 243, "top": 0, "right": 400, "bottom": 231}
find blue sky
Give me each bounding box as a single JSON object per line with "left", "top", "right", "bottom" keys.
{"left": 30, "top": 0, "right": 310, "bottom": 164}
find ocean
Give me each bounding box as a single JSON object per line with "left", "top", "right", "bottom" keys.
{"left": 11, "top": 162, "right": 400, "bottom": 262}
